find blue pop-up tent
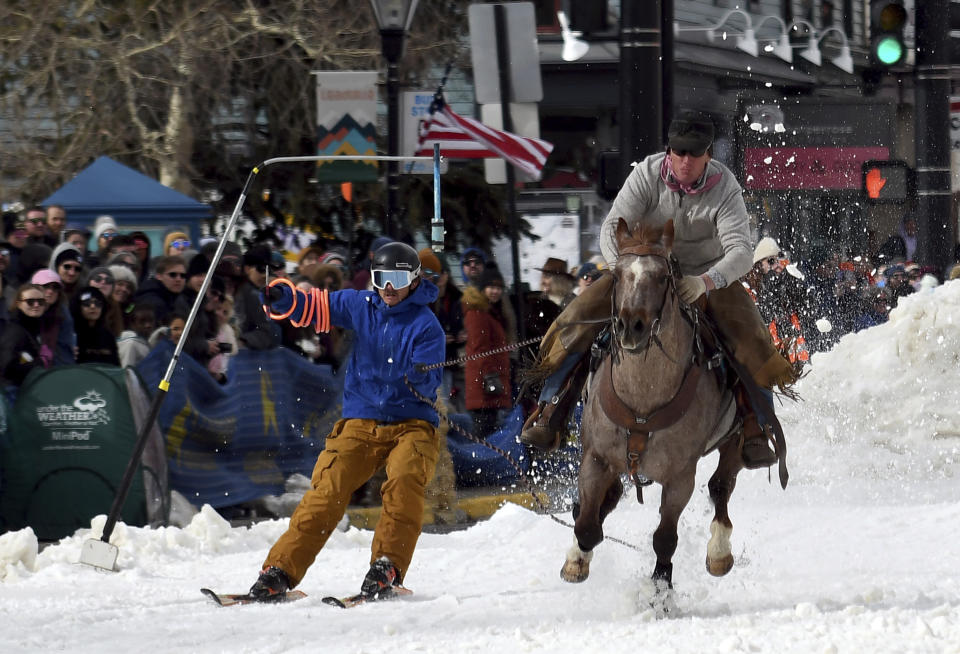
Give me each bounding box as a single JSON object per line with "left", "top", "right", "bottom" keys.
{"left": 41, "top": 156, "right": 211, "bottom": 255}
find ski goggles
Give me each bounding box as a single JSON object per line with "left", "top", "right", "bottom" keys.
{"left": 371, "top": 268, "right": 418, "bottom": 290}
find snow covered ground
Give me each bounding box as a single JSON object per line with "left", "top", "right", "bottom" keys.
{"left": 2, "top": 282, "right": 960, "bottom": 653}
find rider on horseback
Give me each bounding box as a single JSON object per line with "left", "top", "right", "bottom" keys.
{"left": 521, "top": 111, "right": 797, "bottom": 469}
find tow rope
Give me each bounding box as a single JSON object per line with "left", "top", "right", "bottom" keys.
{"left": 404, "top": 340, "right": 645, "bottom": 553}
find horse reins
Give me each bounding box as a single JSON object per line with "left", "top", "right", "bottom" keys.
{"left": 604, "top": 246, "right": 725, "bottom": 500}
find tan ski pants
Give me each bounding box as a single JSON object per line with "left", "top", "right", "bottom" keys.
{"left": 263, "top": 417, "right": 439, "bottom": 586}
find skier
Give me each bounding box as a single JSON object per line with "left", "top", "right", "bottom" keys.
{"left": 249, "top": 241, "right": 446, "bottom": 602}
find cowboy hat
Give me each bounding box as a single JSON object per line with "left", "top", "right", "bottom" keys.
{"left": 537, "top": 257, "right": 574, "bottom": 280}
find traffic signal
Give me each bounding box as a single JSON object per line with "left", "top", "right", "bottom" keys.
{"left": 869, "top": 1, "right": 908, "bottom": 67}
{"left": 862, "top": 160, "right": 912, "bottom": 203}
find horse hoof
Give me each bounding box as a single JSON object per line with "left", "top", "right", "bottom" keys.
{"left": 705, "top": 553, "right": 734, "bottom": 577}
{"left": 560, "top": 559, "right": 590, "bottom": 583}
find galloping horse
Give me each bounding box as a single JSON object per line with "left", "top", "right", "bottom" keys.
{"left": 561, "top": 217, "right": 746, "bottom": 600}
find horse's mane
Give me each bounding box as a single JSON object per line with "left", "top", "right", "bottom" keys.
{"left": 615, "top": 217, "right": 674, "bottom": 253}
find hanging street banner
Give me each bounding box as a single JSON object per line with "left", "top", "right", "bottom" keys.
{"left": 314, "top": 71, "right": 379, "bottom": 183}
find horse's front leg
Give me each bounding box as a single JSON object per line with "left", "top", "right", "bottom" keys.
{"left": 651, "top": 463, "right": 697, "bottom": 592}
{"left": 706, "top": 434, "right": 744, "bottom": 576}
{"left": 561, "top": 452, "right": 622, "bottom": 583}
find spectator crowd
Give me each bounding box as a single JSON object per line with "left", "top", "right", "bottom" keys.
{"left": 742, "top": 215, "right": 960, "bottom": 364}
{"left": 3, "top": 204, "right": 958, "bottom": 438}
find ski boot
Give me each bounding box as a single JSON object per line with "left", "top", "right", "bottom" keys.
{"left": 360, "top": 557, "right": 402, "bottom": 599}
{"left": 248, "top": 566, "right": 290, "bottom": 602}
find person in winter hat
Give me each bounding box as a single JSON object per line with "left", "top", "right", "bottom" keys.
{"left": 50, "top": 242, "right": 84, "bottom": 302}
{"left": 86, "top": 266, "right": 123, "bottom": 337}
{"left": 163, "top": 231, "right": 191, "bottom": 257}
{"left": 87, "top": 215, "right": 119, "bottom": 268}
{"left": 522, "top": 110, "right": 797, "bottom": 478}
{"left": 459, "top": 247, "right": 486, "bottom": 289}
{"left": 30, "top": 269, "right": 74, "bottom": 367}
{"left": 70, "top": 286, "right": 119, "bottom": 365}
{"left": 109, "top": 263, "right": 138, "bottom": 319}
{"left": 252, "top": 241, "right": 445, "bottom": 602}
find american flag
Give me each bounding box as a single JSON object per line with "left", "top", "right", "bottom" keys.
{"left": 414, "top": 95, "right": 553, "bottom": 180}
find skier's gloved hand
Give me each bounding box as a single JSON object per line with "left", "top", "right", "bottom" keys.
{"left": 676, "top": 275, "right": 707, "bottom": 303}
{"left": 260, "top": 281, "right": 295, "bottom": 317}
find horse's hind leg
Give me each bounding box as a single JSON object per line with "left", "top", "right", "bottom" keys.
{"left": 651, "top": 465, "right": 697, "bottom": 591}
{"left": 561, "top": 454, "right": 622, "bottom": 583}
{"left": 706, "top": 436, "right": 744, "bottom": 577}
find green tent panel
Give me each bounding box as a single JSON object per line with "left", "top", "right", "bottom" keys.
{"left": 0, "top": 365, "right": 148, "bottom": 540}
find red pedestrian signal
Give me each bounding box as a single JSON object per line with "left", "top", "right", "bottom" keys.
{"left": 862, "top": 160, "right": 911, "bottom": 203}
{"left": 865, "top": 167, "right": 887, "bottom": 198}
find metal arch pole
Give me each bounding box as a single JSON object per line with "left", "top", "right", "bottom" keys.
{"left": 431, "top": 144, "right": 443, "bottom": 251}
{"left": 81, "top": 153, "right": 441, "bottom": 571}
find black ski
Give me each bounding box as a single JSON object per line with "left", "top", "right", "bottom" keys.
{"left": 321, "top": 586, "right": 413, "bottom": 608}
{"left": 200, "top": 588, "right": 308, "bottom": 607}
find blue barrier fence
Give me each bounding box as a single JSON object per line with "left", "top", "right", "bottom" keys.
{"left": 135, "top": 341, "right": 342, "bottom": 508}
{"left": 135, "top": 342, "right": 530, "bottom": 506}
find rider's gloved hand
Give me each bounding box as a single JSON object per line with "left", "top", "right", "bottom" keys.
{"left": 676, "top": 275, "right": 707, "bottom": 303}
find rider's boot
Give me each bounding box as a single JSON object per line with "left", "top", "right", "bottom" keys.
{"left": 740, "top": 411, "right": 778, "bottom": 469}
{"left": 521, "top": 355, "right": 588, "bottom": 452}
{"left": 735, "top": 387, "right": 778, "bottom": 469}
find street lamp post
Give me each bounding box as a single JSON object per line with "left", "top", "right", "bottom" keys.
{"left": 370, "top": 0, "right": 419, "bottom": 238}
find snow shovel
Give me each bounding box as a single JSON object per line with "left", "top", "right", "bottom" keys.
{"left": 80, "top": 151, "right": 442, "bottom": 571}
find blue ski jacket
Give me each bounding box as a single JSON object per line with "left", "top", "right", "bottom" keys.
{"left": 265, "top": 280, "right": 445, "bottom": 426}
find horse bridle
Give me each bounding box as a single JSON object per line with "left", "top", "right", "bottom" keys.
{"left": 609, "top": 243, "right": 683, "bottom": 358}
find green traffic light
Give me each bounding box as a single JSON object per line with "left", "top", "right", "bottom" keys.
{"left": 875, "top": 36, "right": 904, "bottom": 65}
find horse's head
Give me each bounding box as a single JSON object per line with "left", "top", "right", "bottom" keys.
{"left": 611, "top": 217, "right": 677, "bottom": 351}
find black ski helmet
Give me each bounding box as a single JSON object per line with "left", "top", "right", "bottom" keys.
{"left": 372, "top": 242, "right": 421, "bottom": 276}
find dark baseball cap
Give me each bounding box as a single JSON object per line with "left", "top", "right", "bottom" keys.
{"left": 667, "top": 112, "right": 715, "bottom": 155}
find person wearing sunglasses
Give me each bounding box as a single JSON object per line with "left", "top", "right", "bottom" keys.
{"left": 174, "top": 256, "right": 228, "bottom": 373}
{"left": 50, "top": 243, "right": 85, "bottom": 302}
{"left": 250, "top": 241, "right": 445, "bottom": 604}
{"left": 459, "top": 247, "right": 487, "bottom": 290}
{"left": 132, "top": 255, "right": 187, "bottom": 325}
{"left": 163, "top": 231, "right": 192, "bottom": 257}
{"left": 86, "top": 266, "right": 124, "bottom": 337}
{"left": 232, "top": 244, "right": 282, "bottom": 351}
{"left": 522, "top": 111, "right": 797, "bottom": 474}
{"left": 31, "top": 268, "right": 77, "bottom": 367}
{"left": 88, "top": 215, "right": 120, "bottom": 268}
{"left": 0, "top": 283, "right": 51, "bottom": 387}
{"left": 23, "top": 206, "right": 57, "bottom": 248}
{"left": 70, "top": 286, "right": 119, "bottom": 365}
{"left": 742, "top": 237, "right": 809, "bottom": 367}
